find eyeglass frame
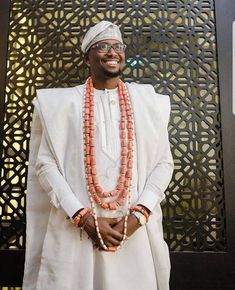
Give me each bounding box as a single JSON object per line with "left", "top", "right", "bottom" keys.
{"left": 89, "top": 42, "right": 127, "bottom": 53}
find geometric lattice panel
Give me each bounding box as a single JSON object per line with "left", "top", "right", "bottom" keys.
{"left": 0, "top": 0, "right": 226, "bottom": 251}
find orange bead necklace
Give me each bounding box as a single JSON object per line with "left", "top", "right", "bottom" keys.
{"left": 82, "top": 77, "right": 134, "bottom": 251}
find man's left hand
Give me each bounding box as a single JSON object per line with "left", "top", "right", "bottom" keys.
{"left": 112, "top": 214, "right": 140, "bottom": 238}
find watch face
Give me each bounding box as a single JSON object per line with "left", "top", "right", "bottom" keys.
{"left": 139, "top": 214, "right": 147, "bottom": 225}
{"left": 133, "top": 211, "right": 147, "bottom": 226}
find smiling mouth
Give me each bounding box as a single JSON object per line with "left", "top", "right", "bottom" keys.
{"left": 103, "top": 60, "right": 119, "bottom": 66}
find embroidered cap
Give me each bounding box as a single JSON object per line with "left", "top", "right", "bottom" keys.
{"left": 81, "top": 20, "right": 123, "bottom": 53}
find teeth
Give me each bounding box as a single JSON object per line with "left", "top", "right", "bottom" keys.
{"left": 105, "top": 61, "right": 118, "bottom": 65}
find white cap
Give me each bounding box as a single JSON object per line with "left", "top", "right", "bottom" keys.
{"left": 81, "top": 20, "right": 123, "bottom": 53}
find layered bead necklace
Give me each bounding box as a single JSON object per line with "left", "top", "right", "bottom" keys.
{"left": 82, "top": 76, "right": 134, "bottom": 251}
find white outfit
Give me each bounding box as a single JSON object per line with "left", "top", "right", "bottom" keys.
{"left": 23, "top": 83, "right": 174, "bottom": 290}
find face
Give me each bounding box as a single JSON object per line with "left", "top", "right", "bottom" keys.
{"left": 86, "top": 39, "right": 125, "bottom": 80}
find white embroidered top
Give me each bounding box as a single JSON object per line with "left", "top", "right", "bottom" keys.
{"left": 93, "top": 87, "right": 138, "bottom": 218}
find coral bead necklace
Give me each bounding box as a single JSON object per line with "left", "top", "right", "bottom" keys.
{"left": 82, "top": 77, "right": 134, "bottom": 251}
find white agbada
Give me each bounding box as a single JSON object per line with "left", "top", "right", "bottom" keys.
{"left": 23, "top": 83, "right": 174, "bottom": 290}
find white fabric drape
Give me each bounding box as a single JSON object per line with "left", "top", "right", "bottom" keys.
{"left": 23, "top": 83, "right": 174, "bottom": 290}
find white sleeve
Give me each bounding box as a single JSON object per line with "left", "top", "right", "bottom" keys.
{"left": 35, "top": 130, "right": 85, "bottom": 218}
{"left": 137, "top": 100, "right": 174, "bottom": 212}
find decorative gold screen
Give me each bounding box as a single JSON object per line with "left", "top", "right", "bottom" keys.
{"left": 0, "top": 0, "right": 225, "bottom": 252}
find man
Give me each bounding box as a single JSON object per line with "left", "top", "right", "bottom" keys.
{"left": 23, "top": 21, "right": 174, "bottom": 290}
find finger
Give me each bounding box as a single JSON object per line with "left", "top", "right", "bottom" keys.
{"left": 112, "top": 226, "right": 123, "bottom": 236}
{"left": 112, "top": 220, "right": 125, "bottom": 234}
{"left": 107, "top": 217, "right": 122, "bottom": 226}
{"left": 88, "top": 233, "right": 99, "bottom": 245}
{"left": 109, "top": 228, "right": 123, "bottom": 241}
{"left": 104, "top": 240, "right": 113, "bottom": 247}
{"left": 95, "top": 228, "right": 123, "bottom": 244}
{"left": 105, "top": 236, "right": 121, "bottom": 247}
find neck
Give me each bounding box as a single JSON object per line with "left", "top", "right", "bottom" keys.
{"left": 91, "top": 76, "right": 120, "bottom": 90}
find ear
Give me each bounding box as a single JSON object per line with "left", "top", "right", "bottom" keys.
{"left": 84, "top": 53, "right": 90, "bottom": 66}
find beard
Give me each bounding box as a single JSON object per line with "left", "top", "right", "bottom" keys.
{"left": 103, "top": 68, "right": 122, "bottom": 78}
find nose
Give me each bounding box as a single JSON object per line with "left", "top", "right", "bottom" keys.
{"left": 106, "top": 46, "right": 118, "bottom": 55}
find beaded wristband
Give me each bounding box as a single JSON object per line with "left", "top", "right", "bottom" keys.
{"left": 72, "top": 207, "right": 92, "bottom": 226}
{"left": 130, "top": 205, "right": 150, "bottom": 222}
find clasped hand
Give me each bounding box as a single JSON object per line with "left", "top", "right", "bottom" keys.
{"left": 81, "top": 214, "right": 140, "bottom": 250}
